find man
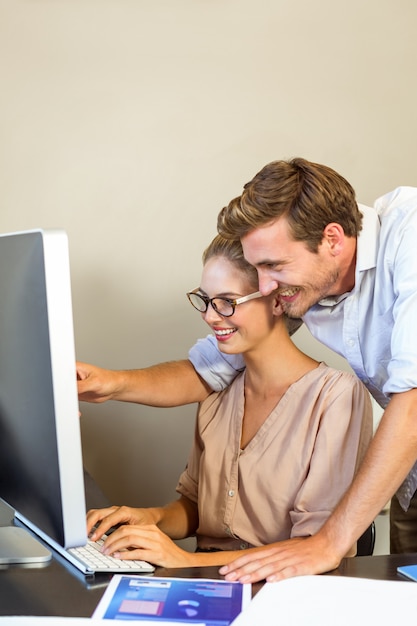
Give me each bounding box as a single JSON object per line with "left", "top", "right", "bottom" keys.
{"left": 78, "top": 157, "right": 417, "bottom": 583}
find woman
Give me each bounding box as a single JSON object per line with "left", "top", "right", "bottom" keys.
{"left": 86, "top": 235, "right": 372, "bottom": 567}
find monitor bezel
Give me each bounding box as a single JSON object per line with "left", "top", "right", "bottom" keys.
{"left": 0, "top": 228, "right": 87, "bottom": 552}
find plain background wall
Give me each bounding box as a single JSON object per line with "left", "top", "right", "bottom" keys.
{"left": 1, "top": 0, "right": 417, "bottom": 526}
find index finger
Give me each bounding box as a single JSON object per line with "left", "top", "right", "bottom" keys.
{"left": 86, "top": 506, "right": 119, "bottom": 539}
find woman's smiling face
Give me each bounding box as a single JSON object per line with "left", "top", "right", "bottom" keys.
{"left": 198, "top": 255, "right": 278, "bottom": 355}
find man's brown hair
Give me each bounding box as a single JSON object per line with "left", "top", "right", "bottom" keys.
{"left": 217, "top": 158, "right": 363, "bottom": 252}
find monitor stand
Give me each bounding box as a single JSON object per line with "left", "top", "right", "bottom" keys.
{"left": 0, "top": 501, "right": 51, "bottom": 564}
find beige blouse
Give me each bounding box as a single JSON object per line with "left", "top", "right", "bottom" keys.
{"left": 176, "top": 362, "right": 373, "bottom": 552}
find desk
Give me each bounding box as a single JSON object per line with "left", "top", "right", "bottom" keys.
{"left": 1, "top": 552, "right": 416, "bottom": 617}
{"left": 334, "top": 552, "right": 417, "bottom": 582}
{"left": 1, "top": 475, "right": 414, "bottom": 617}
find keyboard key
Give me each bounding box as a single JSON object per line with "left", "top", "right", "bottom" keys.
{"left": 68, "top": 536, "right": 154, "bottom": 573}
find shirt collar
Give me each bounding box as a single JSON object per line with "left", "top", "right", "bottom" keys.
{"left": 355, "top": 203, "right": 379, "bottom": 273}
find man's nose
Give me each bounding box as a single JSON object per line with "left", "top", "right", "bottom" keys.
{"left": 258, "top": 275, "right": 279, "bottom": 296}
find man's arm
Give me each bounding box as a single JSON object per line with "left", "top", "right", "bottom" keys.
{"left": 77, "top": 359, "right": 212, "bottom": 407}
{"left": 220, "top": 388, "right": 417, "bottom": 583}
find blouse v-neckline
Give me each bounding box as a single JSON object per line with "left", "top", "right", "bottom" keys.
{"left": 238, "top": 362, "right": 325, "bottom": 452}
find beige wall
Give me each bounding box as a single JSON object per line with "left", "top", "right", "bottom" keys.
{"left": 0, "top": 0, "right": 415, "bottom": 508}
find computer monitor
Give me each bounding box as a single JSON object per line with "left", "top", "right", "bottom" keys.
{"left": 0, "top": 229, "right": 87, "bottom": 563}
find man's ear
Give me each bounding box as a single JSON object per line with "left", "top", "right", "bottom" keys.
{"left": 272, "top": 293, "right": 284, "bottom": 317}
{"left": 322, "top": 222, "right": 344, "bottom": 256}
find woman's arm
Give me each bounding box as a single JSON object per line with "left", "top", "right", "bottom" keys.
{"left": 90, "top": 500, "right": 309, "bottom": 569}
{"left": 87, "top": 496, "right": 200, "bottom": 541}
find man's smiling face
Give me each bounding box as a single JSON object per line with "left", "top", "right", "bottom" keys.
{"left": 241, "top": 217, "right": 341, "bottom": 319}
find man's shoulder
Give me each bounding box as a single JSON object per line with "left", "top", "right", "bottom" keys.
{"left": 374, "top": 187, "right": 417, "bottom": 224}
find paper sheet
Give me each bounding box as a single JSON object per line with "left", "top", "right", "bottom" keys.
{"left": 231, "top": 575, "right": 417, "bottom": 625}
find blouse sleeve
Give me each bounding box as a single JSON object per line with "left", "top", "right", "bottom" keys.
{"left": 175, "top": 392, "right": 221, "bottom": 504}
{"left": 176, "top": 426, "right": 201, "bottom": 505}
{"left": 289, "top": 373, "right": 373, "bottom": 540}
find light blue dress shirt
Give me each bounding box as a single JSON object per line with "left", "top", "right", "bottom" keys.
{"left": 189, "top": 186, "right": 417, "bottom": 508}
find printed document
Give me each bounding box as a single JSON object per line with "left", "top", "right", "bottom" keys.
{"left": 93, "top": 575, "right": 251, "bottom": 624}
{"left": 232, "top": 575, "right": 417, "bottom": 625}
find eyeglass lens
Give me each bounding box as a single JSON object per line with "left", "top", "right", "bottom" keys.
{"left": 188, "top": 292, "right": 235, "bottom": 317}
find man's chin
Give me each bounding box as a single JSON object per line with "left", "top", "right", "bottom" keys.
{"left": 282, "top": 302, "right": 309, "bottom": 319}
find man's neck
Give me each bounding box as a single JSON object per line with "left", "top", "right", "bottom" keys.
{"left": 332, "top": 236, "right": 357, "bottom": 296}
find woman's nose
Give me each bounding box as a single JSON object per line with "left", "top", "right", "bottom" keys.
{"left": 202, "top": 302, "right": 223, "bottom": 323}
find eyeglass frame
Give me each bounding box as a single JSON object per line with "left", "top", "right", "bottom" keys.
{"left": 186, "top": 288, "right": 263, "bottom": 317}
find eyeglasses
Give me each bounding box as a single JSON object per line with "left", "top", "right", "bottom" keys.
{"left": 186, "top": 288, "right": 263, "bottom": 317}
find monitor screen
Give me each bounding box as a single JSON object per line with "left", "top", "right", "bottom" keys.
{"left": 0, "top": 229, "right": 87, "bottom": 561}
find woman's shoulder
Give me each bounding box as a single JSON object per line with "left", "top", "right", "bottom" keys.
{"left": 308, "top": 362, "right": 369, "bottom": 397}
{"left": 197, "top": 372, "right": 245, "bottom": 423}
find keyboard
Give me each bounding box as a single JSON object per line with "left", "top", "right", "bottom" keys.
{"left": 67, "top": 536, "right": 155, "bottom": 574}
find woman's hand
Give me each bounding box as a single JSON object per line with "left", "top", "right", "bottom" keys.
{"left": 87, "top": 505, "right": 159, "bottom": 541}
{"left": 100, "top": 523, "right": 192, "bottom": 568}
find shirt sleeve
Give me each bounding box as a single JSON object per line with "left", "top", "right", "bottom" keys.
{"left": 377, "top": 194, "right": 417, "bottom": 395}
{"left": 289, "top": 373, "right": 373, "bottom": 541}
{"left": 188, "top": 334, "right": 245, "bottom": 392}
